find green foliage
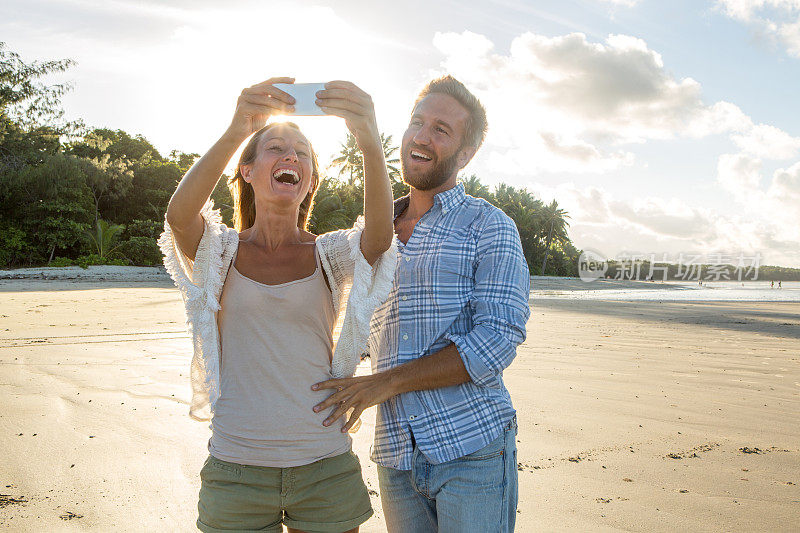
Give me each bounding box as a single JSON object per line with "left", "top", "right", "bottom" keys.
{"left": 0, "top": 223, "right": 27, "bottom": 265}
{"left": 461, "top": 174, "right": 493, "bottom": 202}
{"left": 539, "top": 200, "right": 570, "bottom": 275}
{"left": 86, "top": 219, "right": 125, "bottom": 258}
{"left": 602, "top": 260, "right": 800, "bottom": 281}
{"left": 0, "top": 41, "right": 80, "bottom": 138}
{"left": 392, "top": 177, "right": 410, "bottom": 199}
{"left": 1, "top": 122, "right": 62, "bottom": 166}
{"left": 169, "top": 149, "right": 200, "bottom": 171}
{"left": 117, "top": 236, "right": 162, "bottom": 266}
{"left": 1, "top": 153, "right": 94, "bottom": 264}
{"left": 124, "top": 219, "right": 162, "bottom": 240}
{"left": 104, "top": 159, "right": 181, "bottom": 224}
{"left": 307, "top": 178, "right": 359, "bottom": 234}
{"left": 116, "top": 217, "right": 164, "bottom": 266}
{"left": 211, "top": 176, "right": 234, "bottom": 227}
{"left": 1, "top": 41, "right": 79, "bottom": 170}
{"left": 49, "top": 256, "right": 75, "bottom": 267}
{"left": 67, "top": 128, "right": 163, "bottom": 164}
{"left": 759, "top": 265, "right": 800, "bottom": 281}
{"left": 84, "top": 155, "right": 134, "bottom": 220}
{"left": 307, "top": 177, "right": 366, "bottom": 234}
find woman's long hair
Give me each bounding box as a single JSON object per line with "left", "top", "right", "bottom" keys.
{"left": 229, "top": 122, "right": 320, "bottom": 232}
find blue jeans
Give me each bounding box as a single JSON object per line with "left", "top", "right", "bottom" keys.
{"left": 377, "top": 417, "right": 518, "bottom": 532}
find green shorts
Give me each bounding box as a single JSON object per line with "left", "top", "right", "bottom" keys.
{"left": 197, "top": 451, "right": 373, "bottom": 532}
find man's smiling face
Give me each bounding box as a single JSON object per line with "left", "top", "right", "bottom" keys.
{"left": 401, "top": 93, "right": 474, "bottom": 192}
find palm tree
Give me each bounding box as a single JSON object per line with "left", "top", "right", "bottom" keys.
{"left": 540, "top": 200, "right": 570, "bottom": 275}
{"left": 307, "top": 181, "right": 351, "bottom": 234}
{"left": 330, "top": 132, "right": 400, "bottom": 185}
{"left": 461, "top": 174, "right": 493, "bottom": 201}
{"left": 381, "top": 133, "right": 401, "bottom": 181}
{"left": 493, "top": 184, "right": 544, "bottom": 272}
{"left": 87, "top": 219, "right": 125, "bottom": 258}
{"left": 330, "top": 133, "right": 362, "bottom": 185}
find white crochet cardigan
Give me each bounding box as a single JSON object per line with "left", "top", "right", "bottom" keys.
{"left": 158, "top": 201, "right": 397, "bottom": 421}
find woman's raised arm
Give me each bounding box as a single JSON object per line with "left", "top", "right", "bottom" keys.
{"left": 316, "top": 81, "right": 393, "bottom": 265}
{"left": 165, "top": 77, "right": 296, "bottom": 260}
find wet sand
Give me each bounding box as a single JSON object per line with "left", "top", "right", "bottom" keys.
{"left": 0, "top": 277, "right": 798, "bottom": 531}
{"left": 512, "top": 298, "right": 799, "bottom": 531}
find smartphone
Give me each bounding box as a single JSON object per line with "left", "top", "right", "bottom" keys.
{"left": 273, "top": 83, "right": 327, "bottom": 116}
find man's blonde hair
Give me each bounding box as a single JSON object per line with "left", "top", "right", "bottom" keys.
{"left": 414, "top": 75, "right": 487, "bottom": 150}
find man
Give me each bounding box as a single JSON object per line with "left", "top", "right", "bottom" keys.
{"left": 313, "top": 75, "right": 531, "bottom": 532}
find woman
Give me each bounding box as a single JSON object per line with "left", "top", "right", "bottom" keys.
{"left": 159, "top": 77, "right": 395, "bottom": 532}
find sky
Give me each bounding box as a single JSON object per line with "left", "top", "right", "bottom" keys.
{"left": 3, "top": 0, "right": 800, "bottom": 267}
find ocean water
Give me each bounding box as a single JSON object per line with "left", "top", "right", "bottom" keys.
{"left": 530, "top": 278, "right": 800, "bottom": 302}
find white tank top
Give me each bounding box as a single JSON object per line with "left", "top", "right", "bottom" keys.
{"left": 209, "top": 247, "right": 351, "bottom": 467}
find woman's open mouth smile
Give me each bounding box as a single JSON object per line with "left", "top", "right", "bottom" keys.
{"left": 272, "top": 168, "right": 301, "bottom": 187}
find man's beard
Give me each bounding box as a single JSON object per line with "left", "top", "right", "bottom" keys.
{"left": 401, "top": 146, "right": 461, "bottom": 192}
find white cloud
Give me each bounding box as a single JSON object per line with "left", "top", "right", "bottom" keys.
{"left": 717, "top": 0, "right": 800, "bottom": 22}
{"left": 685, "top": 101, "right": 751, "bottom": 137}
{"left": 541, "top": 183, "right": 718, "bottom": 242}
{"left": 598, "top": 0, "right": 641, "bottom": 6}
{"left": 554, "top": 181, "right": 800, "bottom": 266}
{"left": 560, "top": 185, "right": 615, "bottom": 222}
{"left": 717, "top": 153, "right": 763, "bottom": 200}
{"left": 432, "top": 30, "right": 756, "bottom": 180}
{"left": 731, "top": 123, "right": 800, "bottom": 158}
{"left": 716, "top": 0, "right": 800, "bottom": 57}
{"left": 766, "top": 160, "right": 800, "bottom": 226}
{"left": 768, "top": 160, "right": 800, "bottom": 199}
{"left": 608, "top": 197, "right": 718, "bottom": 239}
{"left": 778, "top": 17, "right": 800, "bottom": 55}
{"left": 500, "top": 32, "right": 710, "bottom": 139}
{"left": 717, "top": 152, "right": 800, "bottom": 227}
{"left": 478, "top": 134, "right": 635, "bottom": 178}
{"left": 715, "top": 153, "right": 800, "bottom": 251}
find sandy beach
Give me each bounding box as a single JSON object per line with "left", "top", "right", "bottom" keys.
{"left": 1, "top": 270, "right": 798, "bottom": 531}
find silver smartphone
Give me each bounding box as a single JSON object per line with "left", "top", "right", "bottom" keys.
{"left": 273, "top": 83, "right": 326, "bottom": 116}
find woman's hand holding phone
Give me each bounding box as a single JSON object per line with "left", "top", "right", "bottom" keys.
{"left": 225, "top": 77, "right": 297, "bottom": 142}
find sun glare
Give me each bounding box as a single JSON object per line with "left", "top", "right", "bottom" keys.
{"left": 154, "top": 3, "right": 410, "bottom": 178}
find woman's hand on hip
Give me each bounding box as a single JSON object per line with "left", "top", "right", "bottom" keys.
{"left": 316, "top": 81, "right": 382, "bottom": 155}
{"left": 225, "top": 77, "right": 296, "bottom": 141}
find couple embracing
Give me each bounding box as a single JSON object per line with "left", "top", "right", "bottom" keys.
{"left": 160, "top": 74, "right": 530, "bottom": 533}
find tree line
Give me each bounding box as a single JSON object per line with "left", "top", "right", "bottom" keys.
{"left": 603, "top": 260, "right": 800, "bottom": 282}
{"left": 0, "top": 43, "right": 579, "bottom": 275}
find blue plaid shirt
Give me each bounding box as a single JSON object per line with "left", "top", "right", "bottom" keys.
{"left": 368, "top": 183, "right": 531, "bottom": 469}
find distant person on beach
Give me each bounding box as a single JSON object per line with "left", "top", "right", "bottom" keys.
{"left": 771, "top": 280, "right": 775, "bottom": 288}
{"left": 779, "top": 281, "right": 782, "bottom": 288}
{"left": 160, "top": 77, "right": 395, "bottom": 532}
{"left": 311, "top": 76, "right": 530, "bottom": 532}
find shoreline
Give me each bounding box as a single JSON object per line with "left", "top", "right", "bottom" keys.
{"left": 0, "top": 265, "right": 170, "bottom": 282}
{"left": 2, "top": 267, "right": 798, "bottom": 302}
